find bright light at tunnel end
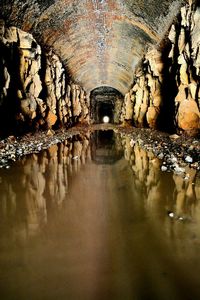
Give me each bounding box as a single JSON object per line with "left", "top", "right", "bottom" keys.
{"left": 103, "top": 116, "right": 110, "bottom": 123}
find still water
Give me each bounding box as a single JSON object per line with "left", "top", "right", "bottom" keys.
{"left": 0, "top": 130, "right": 200, "bottom": 300}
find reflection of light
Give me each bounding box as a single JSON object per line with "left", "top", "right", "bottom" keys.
{"left": 103, "top": 116, "right": 110, "bottom": 123}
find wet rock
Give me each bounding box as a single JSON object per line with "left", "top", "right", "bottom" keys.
{"left": 185, "top": 155, "right": 193, "bottom": 163}
{"left": 0, "top": 24, "right": 88, "bottom": 133}
{"left": 177, "top": 99, "right": 200, "bottom": 134}
{"left": 161, "top": 165, "right": 167, "bottom": 172}
{"left": 46, "top": 110, "right": 57, "bottom": 127}
{"left": 169, "top": 134, "right": 180, "bottom": 140}
{"left": 120, "top": 2, "right": 200, "bottom": 137}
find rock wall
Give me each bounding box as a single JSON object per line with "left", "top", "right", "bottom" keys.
{"left": 121, "top": 1, "right": 200, "bottom": 136}
{"left": 0, "top": 21, "right": 89, "bottom": 135}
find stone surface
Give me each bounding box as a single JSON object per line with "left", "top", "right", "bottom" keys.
{"left": 46, "top": 110, "right": 57, "bottom": 127}
{"left": 177, "top": 99, "right": 200, "bottom": 132}
{"left": 120, "top": 1, "right": 200, "bottom": 135}
{"left": 0, "top": 0, "right": 186, "bottom": 95}
{"left": 0, "top": 1, "right": 200, "bottom": 136}
{"left": 0, "top": 25, "right": 89, "bottom": 133}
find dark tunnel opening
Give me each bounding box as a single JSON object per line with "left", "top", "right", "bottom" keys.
{"left": 97, "top": 101, "right": 114, "bottom": 123}
{"left": 90, "top": 87, "right": 123, "bottom": 124}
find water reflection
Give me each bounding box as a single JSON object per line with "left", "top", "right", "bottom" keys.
{"left": 91, "top": 130, "right": 123, "bottom": 164}
{"left": 0, "top": 135, "right": 91, "bottom": 238}
{"left": 122, "top": 135, "right": 200, "bottom": 223}
{"left": 0, "top": 130, "right": 200, "bottom": 299}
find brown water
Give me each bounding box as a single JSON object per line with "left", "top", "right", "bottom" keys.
{"left": 0, "top": 130, "right": 200, "bottom": 300}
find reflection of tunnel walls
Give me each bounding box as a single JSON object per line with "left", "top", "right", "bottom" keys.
{"left": 0, "top": 23, "right": 89, "bottom": 135}
{"left": 90, "top": 87, "right": 123, "bottom": 124}
{"left": 0, "top": 134, "right": 91, "bottom": 240}
{"left": 121, "top": 2, "right": 200, "bottom": 136}
{"left": 121, "top": 135, "right": 200, "bottom": 222}
{"left": 0, "top": 131, "right": 199, "bottom": 243}
{"left": 91, "top": 130, "right": 123, "bottom": 164}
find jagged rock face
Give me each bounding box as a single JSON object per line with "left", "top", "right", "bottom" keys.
{"left": 169, "top": 3, "right": 200, "bottom": 135}
{"left": 0, "top": 0, "right": 185, "bottom": 95}
{"left": 0, "top": 24, "right": 89, "bottom": 134}
{"left": 120, "top": 48, "right": 163, "bottom": 128}
{"left": 121, "top": 2, "right": 200, "bottom": 136}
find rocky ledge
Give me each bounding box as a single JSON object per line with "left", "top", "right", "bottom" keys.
{"left": 0, "top": 126, "right": 199, "bottom": 179}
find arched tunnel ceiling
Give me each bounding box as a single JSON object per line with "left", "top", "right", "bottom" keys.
{"left": 0, "top": 0, "right": 186, "bottom": 95}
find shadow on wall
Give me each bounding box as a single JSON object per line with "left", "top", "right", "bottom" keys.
{"left": 90, "top": 86, "right": 123, "bottom": 124}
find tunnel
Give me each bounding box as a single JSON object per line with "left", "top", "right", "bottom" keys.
{"left": 90, "top": 87, "right": 123, "bottom": 124}
{"left": 0, "top": 0, "right": 199, "bottom": 136}
{"left": 0, "top": 0, "right": 186, "bottom": 96}
{"left": 1, "top": 1, "right": 200, "bottom": 300}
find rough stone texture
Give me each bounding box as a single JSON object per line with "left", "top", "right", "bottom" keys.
{"left": 0, "top": 0, "right": 185, "bottom": 96}
{"left": 169, "top": 2, "right": 200, "bottom": 135}
{"left": 90, "top": 86, "right": 123, "bottom": 124}
{"left": 120, "top": 48, "right": 163, "bottom": 129}
{"left": 177, "top": 99, "right": 200, "bottom": 134}
{"left": 121, "top": 1, "right": 200, "bottom": 135}
{"left": 0, "top": 25, "right": 89, "bottom": 133}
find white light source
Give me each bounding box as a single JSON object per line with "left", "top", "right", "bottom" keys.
{"left": 103, "top": 116, "right": 110, "bottom": 123}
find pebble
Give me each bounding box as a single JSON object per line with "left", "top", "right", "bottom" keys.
{"left": 170, "top": 155, "right": 177, "bottom": 163}
{"left": 185, "top": 155, "right": 193, "bottom": 163}
{"left": 161, "top": 165, "right": 167, "bottom": 172}
{"left": 168, "top": 212, "right": 175, "bottom": 218}
{"left": 169, "top": 134, "right": 180, "bottom": 140}
{"left": 158, "top": 153, "right": 164, "bottom": 159}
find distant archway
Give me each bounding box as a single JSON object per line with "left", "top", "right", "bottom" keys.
{"left": 90, "top": 87, "right": 123, "bottom": 124}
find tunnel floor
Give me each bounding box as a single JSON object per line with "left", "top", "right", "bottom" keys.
{"left": 0, "top": 129, "right": 200, "bottom": 300}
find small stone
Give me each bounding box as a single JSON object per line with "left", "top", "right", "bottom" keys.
{"left": 170, "top": 155, "right": 178, "bottom": 163}
{"left": 168, "top": 211, "right": 175, "bottom": 218}
{"left": 158, "top": 153, "right": 164, "bottom": 159}
{"left": 161, "top": 165, "right": 167, "bottom": 172}
{"left": 169, "top": 134, "right": 180, "bottom": 140}
{"left": 185, "top": 155, "right": 193, "bottom": 163}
